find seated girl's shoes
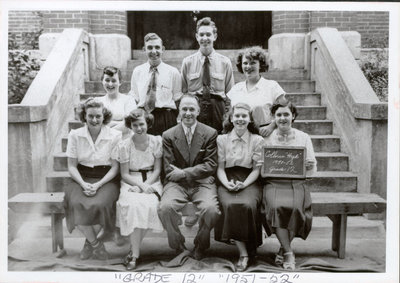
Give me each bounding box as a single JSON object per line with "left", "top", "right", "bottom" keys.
{"left": 282, "top": 252, "right": 296, "bottom": 270}
{"left": 124, "top": 251, "right": 137, "bottom": 271}
{"left": 92, "top": 241, "right": 109, "bottom": 260}
{"left": 79, "top": 239, "right": 93, "bottom": 260}
{"left": 235, "top": 256, "right": 249, "bottom": 272}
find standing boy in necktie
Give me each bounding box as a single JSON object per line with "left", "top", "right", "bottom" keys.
{"left": 181, "top": 17, "right": 234, "bottom": 134}
{"left": 130, "top": 33, "right": 182, "bottom": 135}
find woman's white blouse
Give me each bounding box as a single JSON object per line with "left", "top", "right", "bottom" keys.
{"left": 66, "top": 124, "right": 122, "bottom": 167}
{"left": 98, "top": 93, "right": 137, "bottom": 121}
{"left": 113, "top": 134, "right": 163, "bottom": 171}
{"left": 226, "top": 77, "right": 285, "bottom": 125}
{"left": 263, "top": 128, "right": 317, "bottom": 175}
{"left": 217, "top": 130, "right": 264, "bottom": 169}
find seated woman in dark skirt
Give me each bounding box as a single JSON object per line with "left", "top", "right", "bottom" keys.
{"left": 65, "top": 98, "right": 122, "bottom": 260}
{"left": 215, "top": 103, "right": 264, "bottom": 272}
{"left": 261, "top": 100, "right": 317, "bottom": 270}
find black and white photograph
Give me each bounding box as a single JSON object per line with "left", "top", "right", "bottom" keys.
{"left": 1, "top": 1, "right": 399, "bottom": 283}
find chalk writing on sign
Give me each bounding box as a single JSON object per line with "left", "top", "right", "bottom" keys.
{"left": 261, "top": 146, "right": 306, "bottom": 179}
{"left": 113, "top": 272, "right": 301, "bottom": 283}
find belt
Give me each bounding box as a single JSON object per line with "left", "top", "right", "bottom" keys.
{"left": 129, "top": 169, "right": 161, "bottom": 201}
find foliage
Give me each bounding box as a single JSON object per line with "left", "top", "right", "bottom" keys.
{"left": 360, "top": 37, "right": 388, "bottom": 102}
{"left": 8, "top": 30, "right": 43, "bottom": 104}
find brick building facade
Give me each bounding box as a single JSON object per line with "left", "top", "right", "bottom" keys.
{"left": 8, "top": 10, "right": 389, "bottom": 48}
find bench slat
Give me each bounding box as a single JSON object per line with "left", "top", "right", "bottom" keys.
{"left": 8, "top": 192, "right": 386, "bottom": 216}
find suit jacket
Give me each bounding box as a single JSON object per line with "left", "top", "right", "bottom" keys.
{"left": 162, "top": 122, "right": 218, "bottom": 187}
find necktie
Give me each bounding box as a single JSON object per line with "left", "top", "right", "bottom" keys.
{"left": 186, "top": 128, "right": 192, "bottom": 146}
{"left": 202, "top": 56, "right": 211, "bottom": 100}
{"left": 145, "top": 66, "right": 157, "bottom": 112}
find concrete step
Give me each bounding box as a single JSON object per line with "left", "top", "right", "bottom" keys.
{"left": 292, "top": 120, "right": 332, "bottom": 135}
{"left": 11, "top": 215, "right": 384, "bottom": 241}
{"left": 46, "top": 171, "right": 357, "bottom": 193}
{"left": 53, "top": 150, "right": 348, "bottom": 172}
{"left": 310, "top": 135, "right": 340, "bottom": 152}
{"left": 84, "top": 80, "right": 316, "bottom": 94}
{"left": 61, "top": 134, "right": 340, "bottom": 153}
{"left": 314, "top": 152, "right": 349, "bottom": 171}
{"left": 296, "top": 106, "right": 326, "bottom": 120}
{"left": 67, "top": 119, "right": 332, "bottom": 135}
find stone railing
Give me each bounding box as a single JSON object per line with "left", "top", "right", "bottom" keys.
{"left": 8, "top": 29, "right": 89, "bottom": 197}
{"left": 309, "top": 28, "right": 387, "bottom": 198}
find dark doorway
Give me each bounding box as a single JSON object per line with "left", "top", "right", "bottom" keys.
{"left": 128, "top": 11, "right": 272, "bottom": 50}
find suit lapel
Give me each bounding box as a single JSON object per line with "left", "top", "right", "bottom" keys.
{"left": 174, "top": 125, "right": 190, "bottom": 164}
{"left": 189, "top": 123, "right": 205, "bottom": 166}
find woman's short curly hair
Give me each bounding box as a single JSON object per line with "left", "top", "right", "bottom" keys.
{"left": 124, "top": 108, "right": 154, "bottom": 129}
{"left": 101, "top": 66, "right": 122, "bottom": 81}
{"left": 270, "top": 99, "right": 298, "bottom": 122}
{"left": 222, "top": 103, "right": 259, "bottom": 135}
{"left": 236, "top": 46, "right": 268, "bottom": 74}
{"left": 76, "top": 98, "right": 113, "bottom": 125}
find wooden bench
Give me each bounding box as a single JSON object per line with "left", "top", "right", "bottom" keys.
{"left": 8, "top": 192, "right": 386, "bottom": 259}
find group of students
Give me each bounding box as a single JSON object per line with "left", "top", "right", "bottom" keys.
{"left": 64, "top": 17, "right": 317, "bottom": 272}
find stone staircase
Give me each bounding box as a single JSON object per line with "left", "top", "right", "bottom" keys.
{"left": 45, "top": 49, "right": 381, "bottom": 239}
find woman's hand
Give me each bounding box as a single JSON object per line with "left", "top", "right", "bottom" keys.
{"left": 128, "top": 186, "right": 142, "bottom": 193}
{"left": 144, "top": 185, "right": 158, "bottom": 194}
{"left": 224, "top": 180, "right": 237, "bottom": 191}
{"left": 81, "top": 182, "right": 96, "bottom": 197}
{"left": 259, "top": 123, "right": 275, "bottom": 137}
{"left": 233, "top": 181, "right": 245, "bottom": 191}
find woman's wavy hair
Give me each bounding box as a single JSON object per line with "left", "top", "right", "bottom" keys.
{"left": 101, "top": 66, "right": 122, "bottom": 81}
{"left": 124, "top": 108, "right": 154, "bottom": 129}
{"left": 76, "top": 98, "right": 112, "bottom": 125}
{"left": 222, "top": 103, "right": 259, "bottom": 135}
{"left": 270, "top": 99, "right": 298, "bottom": 122}
{"left": 236, "top": 46, "right": 268, "bottom": 74}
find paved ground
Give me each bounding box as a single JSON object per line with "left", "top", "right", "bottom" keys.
{"left": 5, "top": 215, "right": 392, "bottom": 283}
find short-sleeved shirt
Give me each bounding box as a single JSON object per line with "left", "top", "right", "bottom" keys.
{"left": 263, "top": 128, "right": 317, "bottom": 175}
{"left": 130, "top": 62, "right": 182, "bottom": 109}
{"left": 113, "top": 134, "right": 163, "bottom": 171}
{"left": 98, "top": 94, "right": 137, "bottom": 121}
{"left": 181, "top": 50, "right": 234, "bottom": 99}
{"left": 227, "top": 77, "right": 285, "bottom": 125}
{"left": 66, "top": 124, "right": 122, "bottom": 167}
{"left": 217, "top": 130, "right": 264, "bottom": 169}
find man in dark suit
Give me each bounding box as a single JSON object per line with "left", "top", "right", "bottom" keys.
{"left": 158, "top": 94, "right": 220, "bottom": 260}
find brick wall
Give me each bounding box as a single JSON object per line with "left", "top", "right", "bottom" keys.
{"left": 272, "top": 11, "right": 389, "bottom": 47}
{"left": 89, "top": 11, "right": 127, "bottom": 34}
{"left": 42, "top": 11, "right": 90, "bottom": 33}
{"left": 357, "top": 11, "right": 389, "bottom": 47}
{"left": 310, "top": 11, "right": 358, "bottom": 31}
{"left": 272, "top": 11, "right": 310, "bottom": 34}
{"left": 8, "top": 11, "right": 43, "bottom": 48}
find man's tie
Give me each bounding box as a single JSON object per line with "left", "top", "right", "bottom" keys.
{"left": 186, "top": 128, "right": 192, "bottom": 146}
{"left": 144, "top": 66, "right": 157, "bottom": 112}
{"left": 202, "top": 56, "right": 211, "bottom": 100}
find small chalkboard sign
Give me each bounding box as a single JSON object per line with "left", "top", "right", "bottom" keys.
{"left": 261, "top": 146, "right": 306, "bottom": 179}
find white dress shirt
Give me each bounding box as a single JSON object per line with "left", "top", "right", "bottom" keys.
{"left": 130, "top": 61, "right": 182, "bottom": 109}
{"left": 181, "top": 50, "right": 234, "bottom": 98}
{"left": 66, "top": 124, "right": 122, "bottom": 167}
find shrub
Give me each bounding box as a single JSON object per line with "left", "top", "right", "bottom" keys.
{"left": 8, "top": 30, "right": 42, "bottom": 104}
{"left": 359, "top": 37, "right": 388, "bottom": 102}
